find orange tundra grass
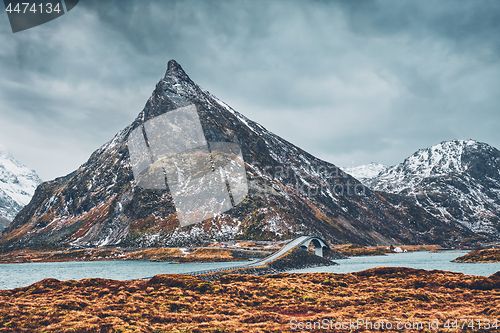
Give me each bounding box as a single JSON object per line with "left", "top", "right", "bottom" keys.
{"left": 1, "top": 267, "right": 500, "bottom": 332}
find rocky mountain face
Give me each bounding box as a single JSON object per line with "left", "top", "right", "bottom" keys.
{"left": 363, "top": 140, "right": 500, "bottom": 237}
{"left": 0, "top": 144, "right": 41, "bottom": 231}
{"left": 0, "top": 61, "right": 479, "bottom": 252}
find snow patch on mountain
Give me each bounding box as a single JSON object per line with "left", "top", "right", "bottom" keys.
{"left": 0, "top": 143, "right": 42, "bottom": 222}
{"left": 367, "top": 140, "right": 481, "bottom": 194}
{"left": 342, "top": 163, "right": 387, "bottom": 185}
{"left": 362, "top": 140, "right": 500, "bottom": 236}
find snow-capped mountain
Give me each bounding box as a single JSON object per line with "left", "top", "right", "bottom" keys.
{"left": 365, "top": 140, "right": 500, "bottom": 235}
{"left": 342, "top": 163, "right": 387, "bottom": 185}
{"left": 0, "top": 143, "right": 42, "bottom": 229}
{"left": 0, "top": 61, "right": 478, "bottom": 252}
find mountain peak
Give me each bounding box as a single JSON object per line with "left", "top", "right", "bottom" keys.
{"left": 342, "top": 163, "right": 387, "bottom": 185}
{"left": 138, "top": 60, "right": 202, "bottom": 121}
{"left": 162, "top": 59, "right": 195, "bottom": 90}
{"left": 432, "top": 139, "right": 478, "bottom": 151}
{"left": 166, "top": 59, "right": 187, "bottom": 76}
{"left": 363, "top": 139, "right": 500, "bottom": 235}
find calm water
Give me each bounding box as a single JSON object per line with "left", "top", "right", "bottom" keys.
{"left": 1, "top": 251, "right": 499, "bottom": 290}
{"left": 290, "top": 251, "right": 500, "bottom": 276}
{"left": 0, "top": 260, "right": 256, "bottom": 290}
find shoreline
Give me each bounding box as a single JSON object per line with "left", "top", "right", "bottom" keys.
{"left": 0, "top": 242, "right": 456, "bottom": 265}
{"left": 0, "top": 246, "right": 272, "bottom": 265}
{"left": 4, "top": 249, "right": 500, "bottom": 292}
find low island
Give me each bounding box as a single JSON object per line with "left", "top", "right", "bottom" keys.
{"left": 453, "top": 249, "right": 500, "bottom": 263}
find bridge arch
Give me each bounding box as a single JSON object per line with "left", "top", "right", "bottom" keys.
{"left": 298, "top": 236, "right": 329, "bottom": 257}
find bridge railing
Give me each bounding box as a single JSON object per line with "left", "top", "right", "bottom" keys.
{"left": 187, "top": 264, "right": 252, "bottom": 276}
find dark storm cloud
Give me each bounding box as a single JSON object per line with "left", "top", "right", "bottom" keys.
{"left": 0, "top": 0, "right": 499, "bottom": 180}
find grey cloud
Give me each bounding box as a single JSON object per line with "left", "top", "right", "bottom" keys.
{"left": 0, "top": 0, "right": 499, "bottom": 180}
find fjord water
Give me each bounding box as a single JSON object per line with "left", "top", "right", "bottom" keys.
{"left": 1, "top": 251, "right": 499, "bottom": 290}
{"left": 290, "top": 251, "right": 500, "bottom": 276}
{"left": 0, "top": 260, "right": 257, "bottom": 290}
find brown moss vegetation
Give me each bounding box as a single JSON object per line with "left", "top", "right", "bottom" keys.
{"left": 1, "top": 267, "right": 500, "bottom": 332}
{"left": 453, "top": 249, "right": 500, "bottom": 263}
{"left": 127, "top": 248, "right": 266, "bottom": 263}
{"left": 336, "top": 244, "right": 392, "bottom": 257}
{"left": 335, "top": 244, "right": 442, "bottom": 257}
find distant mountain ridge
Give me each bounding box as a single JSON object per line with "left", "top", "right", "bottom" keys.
{"left": 342, "top": 163, "right": 387, "bottom": 185}
{"left": 0, "top": 217, "right": 10, "bottom": 232}
{"left": 0, "top": 143, "right": 42, "bottom": 229}
{"left": 0, "top": 61, "right": 480, "bottom": 252}
{"left": 356, "top": 140, "right": 500, "bottom": 236}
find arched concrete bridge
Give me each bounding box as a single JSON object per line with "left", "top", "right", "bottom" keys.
{"left": 187, "top": 235, "right": 330, "bottom": 276}
{"left": 296, "top": 235, "right": 329, "bottom": 257}
{"left": 246, "top": 235, "right": 329, "bottom": 267}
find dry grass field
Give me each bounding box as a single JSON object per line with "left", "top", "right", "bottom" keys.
{"left": 1, "top": 267, "right": 500, "bottom": 332}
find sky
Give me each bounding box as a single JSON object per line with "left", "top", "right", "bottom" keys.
{"left": 0, "top": 0, "right": 499, "bottom": 181}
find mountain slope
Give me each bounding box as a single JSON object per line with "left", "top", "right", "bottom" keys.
{"left": 0, "top": 143, "right": 41, "bottom": 230}
{"left": 366, "top": 140, "right": 500, "bottom": 236}
{"left": 0, "top": 61, "right": 477, "bottom": 251}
